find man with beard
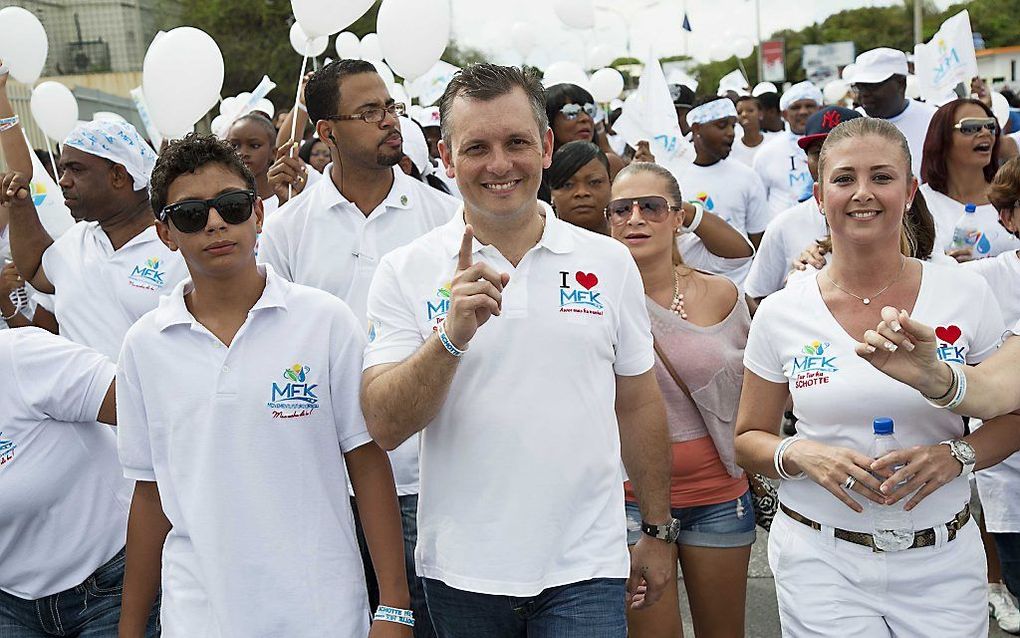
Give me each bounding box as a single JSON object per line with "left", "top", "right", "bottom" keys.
{"left": 258, "top": 58, "right": 458, "bottom": 638}
{"left": 673, "top": 98, "right": 763, "bottom": 286}
{"left": 752, "top": 81, "right": 822, "bottom": 217}
{"left": 847, "top": 47, "right": 935, "bottom": 178}
{"left": 7, "top": 119, "right": 187, "bottom": 359}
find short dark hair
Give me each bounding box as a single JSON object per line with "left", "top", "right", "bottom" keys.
{"left": 298, "top": 137, "right": 325, "bottom": 164}
{"left": 228, "top": 112, "right": 276, "bottom": 144}
{"left": 149, "top": 133, "right": 256, "bottom": 217}
{"left": 545, "top": 83, "right": 595, "bottom": 129}
{"left": 921, "top": 98, "right": 1000, "bottom": 193}
{"left": 757, "top": 91, "right": 780, "bottom": 112}
{"left": 438, "top": 63, "right": 547, "bottom": 147}
{"left": 736, "top": 95, "right": 759, "bottom": 108}
{"left": 304, "top": 59, "right": 379, "bottom": 123}
{"left": 545, "top": 140, "right": 609, "bottom": 191}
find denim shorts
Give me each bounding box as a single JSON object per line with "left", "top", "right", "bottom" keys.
{"left": 625, "top": 490, "right": 756, "bottom": 549}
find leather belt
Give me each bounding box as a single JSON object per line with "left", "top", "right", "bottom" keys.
{"left": 779, "top": 502, "right": 971, "bottom": 553}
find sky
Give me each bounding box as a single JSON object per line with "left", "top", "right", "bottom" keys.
{"left": 450, "top": 0, "right": 959, "bottom": 68}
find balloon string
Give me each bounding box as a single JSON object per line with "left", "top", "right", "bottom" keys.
{"left": 46, "top": 142, "right": 58, "bottom": 182}
{"left": 288, "top": 50, "right": 310, "bottom": 201}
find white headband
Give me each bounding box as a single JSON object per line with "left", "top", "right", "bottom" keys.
{"left": 780, "top": 81, "right": 823, "bottom": 111}
{"left": 63, "top": 120, "right": 157, "bottom": 191}
{"left": 685, "top": 99, "right": 738, "bottom": 127}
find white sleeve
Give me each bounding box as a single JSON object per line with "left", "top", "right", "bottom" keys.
{"left": 966, "top": 278, "right": 1006, "bottom": 364}
{"left": 328, "top": 301, "right": 373, "bottom": 453}
{"left": 257, "top": 217, "right": 292, "bottom": 281}
{"left": 363, "top": 256, "right": 425, "bottom": 370}
{"left": 744, "top": 223, "right": 788, "bottom": 298}
{"left": 742, "top": 300, "right": 788, "bottom": 383}
{"left": 612, "top": 253, "right": 654, "bottom": 376}
{"left": 744, "top": 172, "right": 772, "bottom": 235}
{"left": 12, "top": 328, "right": 114, "bottom": 424}
{"left": 116, "top": 333, "right": 156, "bottom": 481}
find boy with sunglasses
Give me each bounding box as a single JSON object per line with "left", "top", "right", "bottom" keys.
{"left": 116, "top": 133, "right": 412, "bottom": 638}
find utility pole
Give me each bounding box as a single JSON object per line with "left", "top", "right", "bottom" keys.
{"left": 913, "top": 0, "right": 923, "bottom": 45}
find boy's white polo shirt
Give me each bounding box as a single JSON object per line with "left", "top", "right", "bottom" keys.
{"left": 117, "top": 265, "right": 372, "bottom": 637}
{"left": 744, "top": 197, "right": 826, "bottom": 299}
{"left": 0, "top": 328, "right": 128, "bottom": 600}
{"left": 363, "top": 204, "right": 655, "bottom": 596}
{"left": 41, "top": 222, "right": 188, "bottom": 359}
{"left": 259, "top": 165, "right": 458, "bottom": 496}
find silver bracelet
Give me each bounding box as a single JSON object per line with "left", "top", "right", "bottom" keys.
{"left": 774, "top": 435, "right": 807, "bottom": 480}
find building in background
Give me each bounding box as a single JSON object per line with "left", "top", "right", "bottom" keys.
{"left": 977, "top": 45, "right": 1020, "bottom": 91}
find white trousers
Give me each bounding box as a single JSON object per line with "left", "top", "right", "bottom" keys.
{"left": 768, "top": 508, "right": 988, "bottom": 637}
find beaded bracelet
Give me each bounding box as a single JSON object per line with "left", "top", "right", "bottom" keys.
{"left": 774, "top": 435, "right": 807, "bottom": 480}
{"left": 437, "top": 320, "right": 467, "bottom": 358}
{"left": 374, "top": 605, "right": 414, "bottom": 627}
{"left": 0, "top": 115, "right": 19, "bottom": 133}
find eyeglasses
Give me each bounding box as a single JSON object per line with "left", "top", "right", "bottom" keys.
{"left": 605, "top": 196, "right": 681, "bottom": 225}
{"left": 559, "top": 103, "right": 597, "bottom": 121}
{"left": 323, "top": 102, "right": 406, "bottom": 124}
{"left": 954, "top": 117, "right": 997, "bottom": 135}
{"left": 159, "top": 190, "right": 255, "bottom": 233}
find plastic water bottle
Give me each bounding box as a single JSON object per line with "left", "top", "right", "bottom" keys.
{"left": 868, "top": 417, "right": 914, "bottom": 551}
{"left": 951, "top": 203, "right": 991, "bottom": 255}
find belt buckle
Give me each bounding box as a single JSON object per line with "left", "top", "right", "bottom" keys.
{"left": 869, "top": 534, "right": 883, "bottom": 553}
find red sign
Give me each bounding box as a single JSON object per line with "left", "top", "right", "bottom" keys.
{"left": 761, "top": 39, "right": 786, "bottom": 82}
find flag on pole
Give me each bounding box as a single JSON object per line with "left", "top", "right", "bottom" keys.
{"left": 682, "top": 13, "right": 692, "bottom": 32}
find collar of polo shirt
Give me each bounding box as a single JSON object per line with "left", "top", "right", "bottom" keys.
{"left": 317, "top": 165, "right": 415, "bottom": 213}
{"left": 439, "top": 201, "right": 576, "bottom": 260}
{"left": 154, "top": 263, "right": 288, "bottom": 332}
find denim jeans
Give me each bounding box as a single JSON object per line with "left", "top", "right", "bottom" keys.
{"left": 994, "top": 533, "right": 1020, "bottom": 600}
{"left": 422, "top": 577, "right": 627, "bottom": 638}
{"left": 0, "top": 548, "right": 160, "bottom": 638}
{"left": 353, "top": 493, "right": 435, "bottom": 638}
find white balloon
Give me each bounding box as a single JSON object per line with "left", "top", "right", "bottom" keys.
{"left": 709, "top": 42, "right": 732, "bottom": 62}
{"left": 991, "top": 91, "right": 1010, "bottom": 128}
{"left": 236, "top": 92, "right": 252, "bottom": 104}
{"left": 543, "top": 61, "right": 588, "bottom": 89}
{"left": 732, "top": 37, "right": 754, "bottom": 59}
{"left": 378, "top": 0, "right": 450, "bottom": 80}
{"left": 589, "top": 67, "right": 624, "bottom": 102}
{"left": 291, "top": 0, "right": 374, "bottom": 39}
{"left": 92, "top": 111, "right": 127, "bottom": 123}
{"left": 335, "top": 31, "right": 361, "bottom": 59}
{"left": 360, "top": 33, "right": 383, "bottom": 62}
{"left": 289, "top": 22, "right": 328, "bottom": 57}
{"left": 143, "top": 26, "right": 224, "bottom": 136}
{"left": 30, "top": 81, "right": 79, "bottom": 142}
{"left": 388, "top": 82, "right": 409, "bottom": 106}
{"left": 371, "top": 59, "right": 395, "bottom": 87}
{"left": 211, "top": 114, "right": 229, "bottom": 137}
{"left": 220, "top": 96, "right": 238, "bottom": 117}
{"left": 553, "top": 0, "right": 595, "bottom": 29}
{"left": 255, "top": 98, "right": 275, "bottom": 118}
{"left": 511, "top": 22, "right": 535, "bottom": 57}
{"left": 588, "top": 44, "right": 616, "bottom": 70}
{"left": 823, "top": 79, "right": 850, "bottom": 105}
{"left": 0, "top": 7, "right": 48, "bottom": 84}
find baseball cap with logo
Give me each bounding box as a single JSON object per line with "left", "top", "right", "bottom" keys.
{"left": 416, "top": 106, "right": 441, "bottom": 129}
{"left": 797, "top": 105, "right": 863, "bottom": 150}
{"left": 846, "top": 48, "right": 909, "bottom": 85}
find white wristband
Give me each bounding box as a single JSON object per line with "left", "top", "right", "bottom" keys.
{"left": 682, "top": 200, "right": 704, "bottom": 234}
{"left": 437, "top": 320, "right": 467, "bottom": 358}
{"left": 774, "top": 435, "right": 807, "bottom": 480}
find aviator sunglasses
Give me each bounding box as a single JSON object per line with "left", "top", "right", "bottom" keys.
{"left": 159, "top": 189, "right": 256, "bottom": 233}
{"left": 953, "top": 117, "right": 997, "bottom": 136}
{"left": 560, "top": 102, "right": 597, "bottom": 120}
{"left": 605, "top": 196, "right": 681, "bottom": 225}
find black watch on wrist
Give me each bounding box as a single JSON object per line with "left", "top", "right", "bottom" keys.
{"left": 641, "top": 518, "right": 681, "bottom": 543}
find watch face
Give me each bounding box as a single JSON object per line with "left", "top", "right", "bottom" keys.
{"left": 956, "top": 440, "right": 977, "bottom": 464}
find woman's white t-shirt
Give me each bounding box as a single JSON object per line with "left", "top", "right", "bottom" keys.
{"left": 921, "top": 183, "right": 1020, "bottom": 258}
{"left": 744, "top": 260, "right": 1005, "bottom": 531}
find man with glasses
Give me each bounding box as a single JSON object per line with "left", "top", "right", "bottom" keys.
{"left": 360, "top": 63, "right": 675, "bottom": 637}
{"left": 116, "top": 133, "right": 411, "bottom": 638}
{"left": 847, "top": 47, "right": 936, "bottom": 178}
{"left": 258, "top": 58, "right": 458, "bottom": 638}
{"left": 7, "top": 119, "right": 188, "bottom": 359}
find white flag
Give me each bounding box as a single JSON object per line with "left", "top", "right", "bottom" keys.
{"left": 612, "top": 54, "right": 694, "bottom": 176}
{"left": 914, "top": 10, "right": 977, "bottom": 105}
{"left": 407, "top": 61, "right": 460, "bottom": 107}
{"left": 27, "top": 144, "right": 74, "bottom": 238}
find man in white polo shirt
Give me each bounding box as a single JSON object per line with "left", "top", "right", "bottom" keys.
{"left": 847, "top": 47, "right": 936, "bottom": 178}
{"left": 7, "top": 120, "right": 187, "bottom": 359}
{"left": 752, "top": 81, "right": 821, "bottom": 217}
{"left": 259, "top": 59, "right": 458, "bottom": 637}
{"left": 361, "top": 63, "right": 675, "bottom": 637}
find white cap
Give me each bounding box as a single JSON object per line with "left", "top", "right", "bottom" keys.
{"left": 416, "top": 106, "right": 441, "bottom": 129}
{"left": 848, "top": 48, "right": 908, "bottom": 84}
{"left": 399, "top": 117, "right": 432, "bottom": 177}
{"left": 779, "top": 81, "right": 823, "bottom": 111}
{"left": 752, "top": 82, "right": 778, "bottom": 97}
{"left": 841, "top": 64, "right": 857, "bottom": 81}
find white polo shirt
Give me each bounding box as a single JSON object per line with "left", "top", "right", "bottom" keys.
{"left": 0, "top": 328, "right": 128, "bottom": 600}
{"left": 363, "top": 204, "right": 655, "bottom": 596}
{"left": 117, "top": 265, "right": 372, "bottom": 637}
{"left": 41, "top": 222, "right": 188, "bottom": 359}
{"left": 259, "top": 166, "right": 457, "bottom": 496}
{"left": 744, "top": 261, "right": 1004, "bottom": 531}
{"left": 745, "top": 198, "right": 827, "bottom": 298}
{"left": 920, "top": 184, "right": 1020, "bottom": 258}
{"left": 752, "top": 129, "right": 814, "bottom": 217}
{"left": 859, "top": 99, "right": 936, "bottom": 178}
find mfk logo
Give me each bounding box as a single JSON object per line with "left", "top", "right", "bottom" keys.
{"left": 559, "top": 270, "right": 604, "bottom": 315}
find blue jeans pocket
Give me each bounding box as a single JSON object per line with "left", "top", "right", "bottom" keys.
{"left": 83, "top": 549, "right": 126, "bottom": 597}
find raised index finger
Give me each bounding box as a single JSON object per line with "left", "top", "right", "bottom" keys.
{"left": 458, "top": 224, "right": 474, "bottom": 271}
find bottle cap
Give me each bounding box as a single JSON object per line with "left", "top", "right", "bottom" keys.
{"left": 873, "top": 417, "right": 894, "bottom": 434}
{"left": 965, "top": 203, "right": 977, "bottom": 213}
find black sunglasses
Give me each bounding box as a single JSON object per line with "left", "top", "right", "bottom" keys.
{"left": 954, "top": 117, "right": 997, "bottom": 136}
{"left": 605, "top": 196, "right": 680, "bottom": 225}
{"left": 159, "top": 190, "right": 256, "bottom": 233}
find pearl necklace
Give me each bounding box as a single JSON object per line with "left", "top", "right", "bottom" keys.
{"left": 669, "top": 269, "right": 688, "bottom": 319}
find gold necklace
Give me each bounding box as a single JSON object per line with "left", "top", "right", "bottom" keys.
{"left": 823, "top": 257, "right": 906, "bottom": 305}
{"left": 669, "top": 269, "right": 688, "bottom": 319}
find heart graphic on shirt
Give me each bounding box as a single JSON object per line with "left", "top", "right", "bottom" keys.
{"left": 575, "top": 272, "right": 599, "bottom": 290}
{"left": 935, "top": 325, "right": 962, "bottom": 345}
